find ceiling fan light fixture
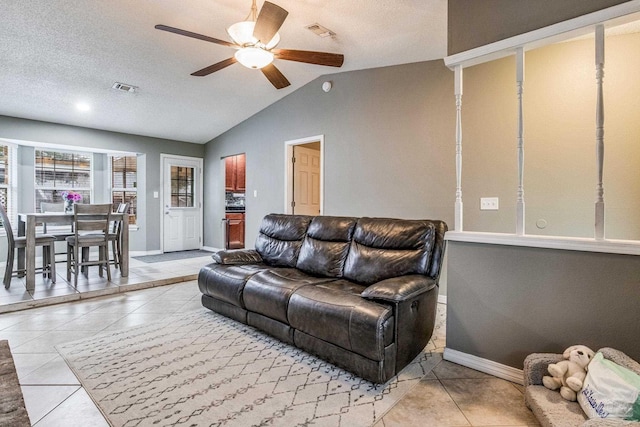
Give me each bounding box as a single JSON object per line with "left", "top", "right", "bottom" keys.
{"left": 227, "top": 21, "right": 280, "bottom": 49}
{"left": 235, "top": 47, "right": 274, "bottom": 69}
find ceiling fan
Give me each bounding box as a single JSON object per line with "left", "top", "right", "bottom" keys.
{"left": 155, "top": 0, "right": 344, "bottom": 89}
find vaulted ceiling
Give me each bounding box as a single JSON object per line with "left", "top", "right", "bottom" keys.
{"left": 0, "top": 0, "right": 447, "bottom": 144}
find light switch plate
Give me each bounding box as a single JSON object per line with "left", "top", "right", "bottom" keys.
{"left": 480, "top": 197, "right": 499, "bottom": 210}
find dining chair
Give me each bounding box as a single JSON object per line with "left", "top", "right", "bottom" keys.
{"left": 1, "top": 204, "right": 56, "bottom": 289}
{"left": 65, "top": 203, "right": 112, "bottom": 288}
{"left": 40, "top": 201, "right": 75, "bottom": 230}
{"left": 40, "top": 202, "right": 74, "bottom": 259}
{"left": 107, "top": 203, "right": 129, "bottom": 270}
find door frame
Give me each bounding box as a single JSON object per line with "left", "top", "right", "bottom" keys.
{"left": 159, "top": 154, "right": 204, "bottom": 253}
{"left": 284, "top": 135, "right": 324, "bottom": 215}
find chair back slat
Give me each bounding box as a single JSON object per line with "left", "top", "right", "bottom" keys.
{"left": 76, "top": 220, "right": 109, "bottom": 232}
{"left": 41, "top": 202, "right": 65, "bottom": 213}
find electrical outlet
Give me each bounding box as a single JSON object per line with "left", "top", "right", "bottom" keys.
{"left": 480, "top": 197, "right": 499, "bottom": 210}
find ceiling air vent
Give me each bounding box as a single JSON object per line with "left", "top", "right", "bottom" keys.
{"left": 305, "top": 23, "right": 335, "bottom": 38}
{"left": 111, "top": 82, "right": 138, "bottom": 93}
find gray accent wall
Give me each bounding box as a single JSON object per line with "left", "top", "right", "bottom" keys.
{"left": 447, "top": 0, "right": 632, "bottom": 55}
{"left": 204, "top": 61, "right": 456, "bottom": 254}
{"left": 0, "top": 115, "right": 204, "bottom": 252}
{"left": 446, "top": 241, "right": 640, "bottom": 367}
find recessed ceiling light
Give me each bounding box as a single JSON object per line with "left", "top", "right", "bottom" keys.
{"left": 76, "top": 102, "right": 91, "bottom": 112}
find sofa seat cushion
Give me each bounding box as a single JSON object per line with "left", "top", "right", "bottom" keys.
{"left": 198, "top": 263, "right": 268, "bottom": 308}
{"left": 243, "top": 268, "right": 337, "bottom": 324}
{"left": 288, "top": 286, "right": 394, "bottom": 361}
{"left": 315, "top": 280, "right": 367, "bottom": 296}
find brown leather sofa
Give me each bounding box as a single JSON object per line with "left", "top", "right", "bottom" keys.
{"left": 198, "top": 214, "right": 447, "bottom": 383}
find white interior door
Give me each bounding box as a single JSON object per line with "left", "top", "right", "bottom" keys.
{"left": 293, "top": 145, "right": 321, "bottom": 216}
{"left": 162, "top": 155, "right": 202, "bottom": 252}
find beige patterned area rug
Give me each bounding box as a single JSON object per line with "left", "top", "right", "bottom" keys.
{"left": 57, "top": 309, "right": 439, "bottom": 427}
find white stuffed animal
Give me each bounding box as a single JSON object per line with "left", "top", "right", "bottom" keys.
{"left": 542, "top": 345, "right": 595, "bottom": 401}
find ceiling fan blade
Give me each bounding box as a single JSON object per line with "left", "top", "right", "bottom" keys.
{"left": 253, "top": 1, "right": 288, "bottom": 45}
{"left": 272, "top": 49, "right": 344, "bottom": 67}
{"left": 155, "top": 24, "right": 236, "bottom": 48}
{"left": 191, "top": 57, "right": 237, "bottom": 76}
{"left": 261, "top": 63, "right": 290, "bottom": 89}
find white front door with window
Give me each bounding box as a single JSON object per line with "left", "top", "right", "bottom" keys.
{"left": 162, "top": 155, "right": 202, "bottom": 252}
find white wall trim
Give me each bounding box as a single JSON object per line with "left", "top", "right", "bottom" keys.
{"left": 283, "top": 135, "right": 324, "bottom": 215}
{"left": 201, "top": 246, "right": 219, "bottom": 252}
{"left": 438, "top": 294, "right": 447, "bottom": 305}
{"left": 130, "top": 250, "right": 163, "bottom": 257}
{"left": 443, "top": 348, "right": 524, "bottom": 385}
{"left": 445, "top": 231, "right": 640, "bottom": 256}
{"left": 445, "top": 0, "right": 640, "bottom": 69}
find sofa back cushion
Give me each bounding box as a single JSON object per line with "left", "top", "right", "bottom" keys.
{"left": 343, "top": 218, "right": 436, "bottom": 285}
{"left": 255, "top": 214, "right": 312, "bottom": 267}
{"left": 296, "top": 216, "right": 358, "bottom": 277}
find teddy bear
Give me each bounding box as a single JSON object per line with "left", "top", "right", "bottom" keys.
{"left": 542, "top": 345, "right": 595, "bottom": 401}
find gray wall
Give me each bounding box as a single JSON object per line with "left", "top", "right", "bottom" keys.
{"left": 0, "top": 115, "right": 204, "bottom": 252}
{"left": 204, "top": 60, "right": 456, "bottom": 252}
{"left": 447, "top": 0, "right": 632, "bottom": 54}
{"left": 445, "top": 1, "right": 640, "bottom": 368}
{"left": 446, "top": 242, "right": 640, "bottom": 368}
{"left": 461, "top": 32, "right": 640, "bottom": 240}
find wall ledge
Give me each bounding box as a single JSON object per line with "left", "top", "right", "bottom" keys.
{"left": 443, "top": 348, "right": 524, "bottom": 385}
{"left": 444, "top": 0, "right": 640, "bottom": 69}
{"left": 445, "top": 231, "right": 640, "bottom": 256}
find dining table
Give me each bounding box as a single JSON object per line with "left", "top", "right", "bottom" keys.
{"left": 17, "top": 211, "right": 129, "bottom": 292}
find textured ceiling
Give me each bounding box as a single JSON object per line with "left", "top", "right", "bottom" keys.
{"left": 0, "top": 0, "right": 447, "bottom": 144}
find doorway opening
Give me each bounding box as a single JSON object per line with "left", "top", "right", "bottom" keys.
{"left": 284, "top": 135, "right": 324, "bottom": 215}
{"left": 160, "top": 154, "right": 203, "bottom": 253}
{"left": 223, "top": 153, "right": 246, "bottom": 249}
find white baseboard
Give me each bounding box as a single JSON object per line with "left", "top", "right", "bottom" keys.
{"left": 443, "top": 348, "right": 524, "bottom": 385}
{"left": 130, "top": 250, "right": 162, "bottom": 257}
{"left": 201, "top": 246, "right": 219, "bottom": 252}
{"left": 438, "top": 294, "right": 447, "bottom": 304}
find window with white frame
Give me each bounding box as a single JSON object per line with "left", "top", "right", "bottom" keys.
{"left": 110, "top": 154, "right": 137, "bottom": 225}
{"left": 0, "top": 144, "right": 11, "bottom": 227}
{"left": 34, "top": 149, "right": 92, "bottom": 210}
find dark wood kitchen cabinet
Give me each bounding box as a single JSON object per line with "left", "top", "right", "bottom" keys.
{"left": 225, "top": 154, "right": 246, "bottom": 192}
{"left": 225, "top": 212, "right": 245, "bottom": 249}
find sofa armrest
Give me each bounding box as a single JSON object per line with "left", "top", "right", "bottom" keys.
{"left": 361, "top": 275, "right": 436, "bottom": 303}
{"left": 523, "top": 353, "right": 564, "bottom": 387}
{"left": 211, "top": 249, "right": 263, "bottom": 265}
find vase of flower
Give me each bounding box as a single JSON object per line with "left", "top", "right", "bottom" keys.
{"left": 62, "top": 191, "right": 82, "bottom": 213}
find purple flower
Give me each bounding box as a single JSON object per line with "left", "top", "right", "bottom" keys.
{"left": 61, "top": 191, "right": 82, "bottom": 202}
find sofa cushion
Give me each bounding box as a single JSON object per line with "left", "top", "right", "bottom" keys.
{"left": 315, "top": 280, "right": 367, "bottom": 296}
{"left": 288, "top": 286, "right": 394, "bottom": 361}
{"left": 254, "top": 214, "right": 312, "bottom": 267}
{"left": 296, "top": 216, "right": 357, "bottom": 278}
{"left": 243, "top": 268, "right": 336, "bottom": 324}
{"left": 343, "top": 218, "right": 436, "bottom": 285}
{"left": 198, "top": 263, "right": 267, "bottom": 308}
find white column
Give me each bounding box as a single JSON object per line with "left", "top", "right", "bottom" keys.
{"left": 454, "top": 65, "right": 464, "bottom": 231}
{"left": 595, "top": 25, "right": 605, "bottom": 240}
{"left": 516, "top": 48, "right": 526, "bottom": 236}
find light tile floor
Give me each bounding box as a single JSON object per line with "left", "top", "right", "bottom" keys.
{"left": 0, "top": 254, "right": 539, "bottom": 426}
